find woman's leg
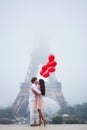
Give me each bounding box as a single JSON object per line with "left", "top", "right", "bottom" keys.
{"left": 37, "top": 109, "right": 42, "bottom": 125}
{"left": 37, "top": 109, "right": 47, "bottom": 126}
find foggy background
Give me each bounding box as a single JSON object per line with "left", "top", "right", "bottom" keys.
{"left": 0, "top": 0, "right": 87, "bottom": 107}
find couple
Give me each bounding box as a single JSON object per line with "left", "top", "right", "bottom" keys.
{"left": 29, "top": 77, "right": 47, "bottom": 126}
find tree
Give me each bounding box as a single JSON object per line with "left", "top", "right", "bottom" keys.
{"left": 52, "top": 116, "right": 63, "bottom": 124}
{"left": 0, "top": 107, "right": 14, "bottom": 119}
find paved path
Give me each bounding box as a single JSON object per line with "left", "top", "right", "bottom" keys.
{"left": 0, "top": 124, "right": 87, "bottom": 130}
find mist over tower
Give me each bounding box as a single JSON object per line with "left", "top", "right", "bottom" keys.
{"left": 12, "top": 43, "right": 67, "bottom": 116}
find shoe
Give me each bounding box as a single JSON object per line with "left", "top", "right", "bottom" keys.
{"left": 30, "top": 123, "right": 39, "bottom": 126}
{"left": 44, "top": 120, "right": 47, "bottom": 126}
{"left": 39, "top": 121, "right": 42, "bottom": 126}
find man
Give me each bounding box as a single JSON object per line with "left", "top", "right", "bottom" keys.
{"left": 29, "top": 77, "right": 41, "bottom": 126}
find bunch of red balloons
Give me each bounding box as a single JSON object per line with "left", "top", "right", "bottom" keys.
{"left": 39, "top": 54, "right": 57, "bottom": 78}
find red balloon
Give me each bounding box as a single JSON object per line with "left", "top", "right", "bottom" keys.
{"left": 48, "top": 54, "right": 55, "bottom": 62}
{"left": 49, "top": 61, "right": 57, "bottom": 67}
{"left": 43, "top": 71, "right": 50, "bottom": 78}
{"left": 47, "top": 61, "right": 50, "bottom": 68}
{"left": 48, "top": 67, "right": 55, "bottom": 73}
{"left": 40, "top": 70, "right": 44, "bottom": 76}
{"left": 42, "top": 64, "right": 47, "bottom": 72}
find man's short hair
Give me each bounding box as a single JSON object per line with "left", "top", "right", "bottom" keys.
{"left": 31, "top": 77, "right": 37, "bottom": 83}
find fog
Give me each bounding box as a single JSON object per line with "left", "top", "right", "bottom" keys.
{"left": 0, "top": 0, "right": 87, "bottom": 107}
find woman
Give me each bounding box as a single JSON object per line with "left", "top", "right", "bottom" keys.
{"left": 32, "top": 79, "right": 47, "bottom": 126}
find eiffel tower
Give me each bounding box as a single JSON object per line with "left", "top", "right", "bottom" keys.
{"left": 12, "top": 43, "right": 67, "bottom": 116}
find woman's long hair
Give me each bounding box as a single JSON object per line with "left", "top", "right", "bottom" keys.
{"left": 39, "top": 79, "right": 45, "bottom": 96}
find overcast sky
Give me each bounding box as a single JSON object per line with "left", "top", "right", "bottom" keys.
{"left": 0, "top": 0, "right": 87, "bottom": 107}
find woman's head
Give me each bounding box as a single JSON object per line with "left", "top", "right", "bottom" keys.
{"left": 39, "top": 79, "right": 45, "bottom": 96}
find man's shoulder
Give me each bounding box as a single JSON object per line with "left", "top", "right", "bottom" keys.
{"left": 31, "top": 84, "right": 36, "bottom": 88}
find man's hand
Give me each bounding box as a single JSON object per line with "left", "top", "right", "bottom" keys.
{"left": 31, "top": 88, "right": 41, "bottom": 95}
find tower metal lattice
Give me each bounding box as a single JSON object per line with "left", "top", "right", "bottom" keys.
{"left": 12, "top": 44, "right": 67, "bottom": 116}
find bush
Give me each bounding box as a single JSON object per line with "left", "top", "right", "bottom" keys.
{"left": 0, "top": 107, "right": 14, "bottom": 119}
{"left": 65, "top": 119, "right": 79, "bottom": 124}
{"left": 52, "top": 116, "right": 63, "bottom": 124}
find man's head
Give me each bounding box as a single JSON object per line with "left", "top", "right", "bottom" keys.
{"left": 31, "top": 77, "right": 38, "bottom": 84}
